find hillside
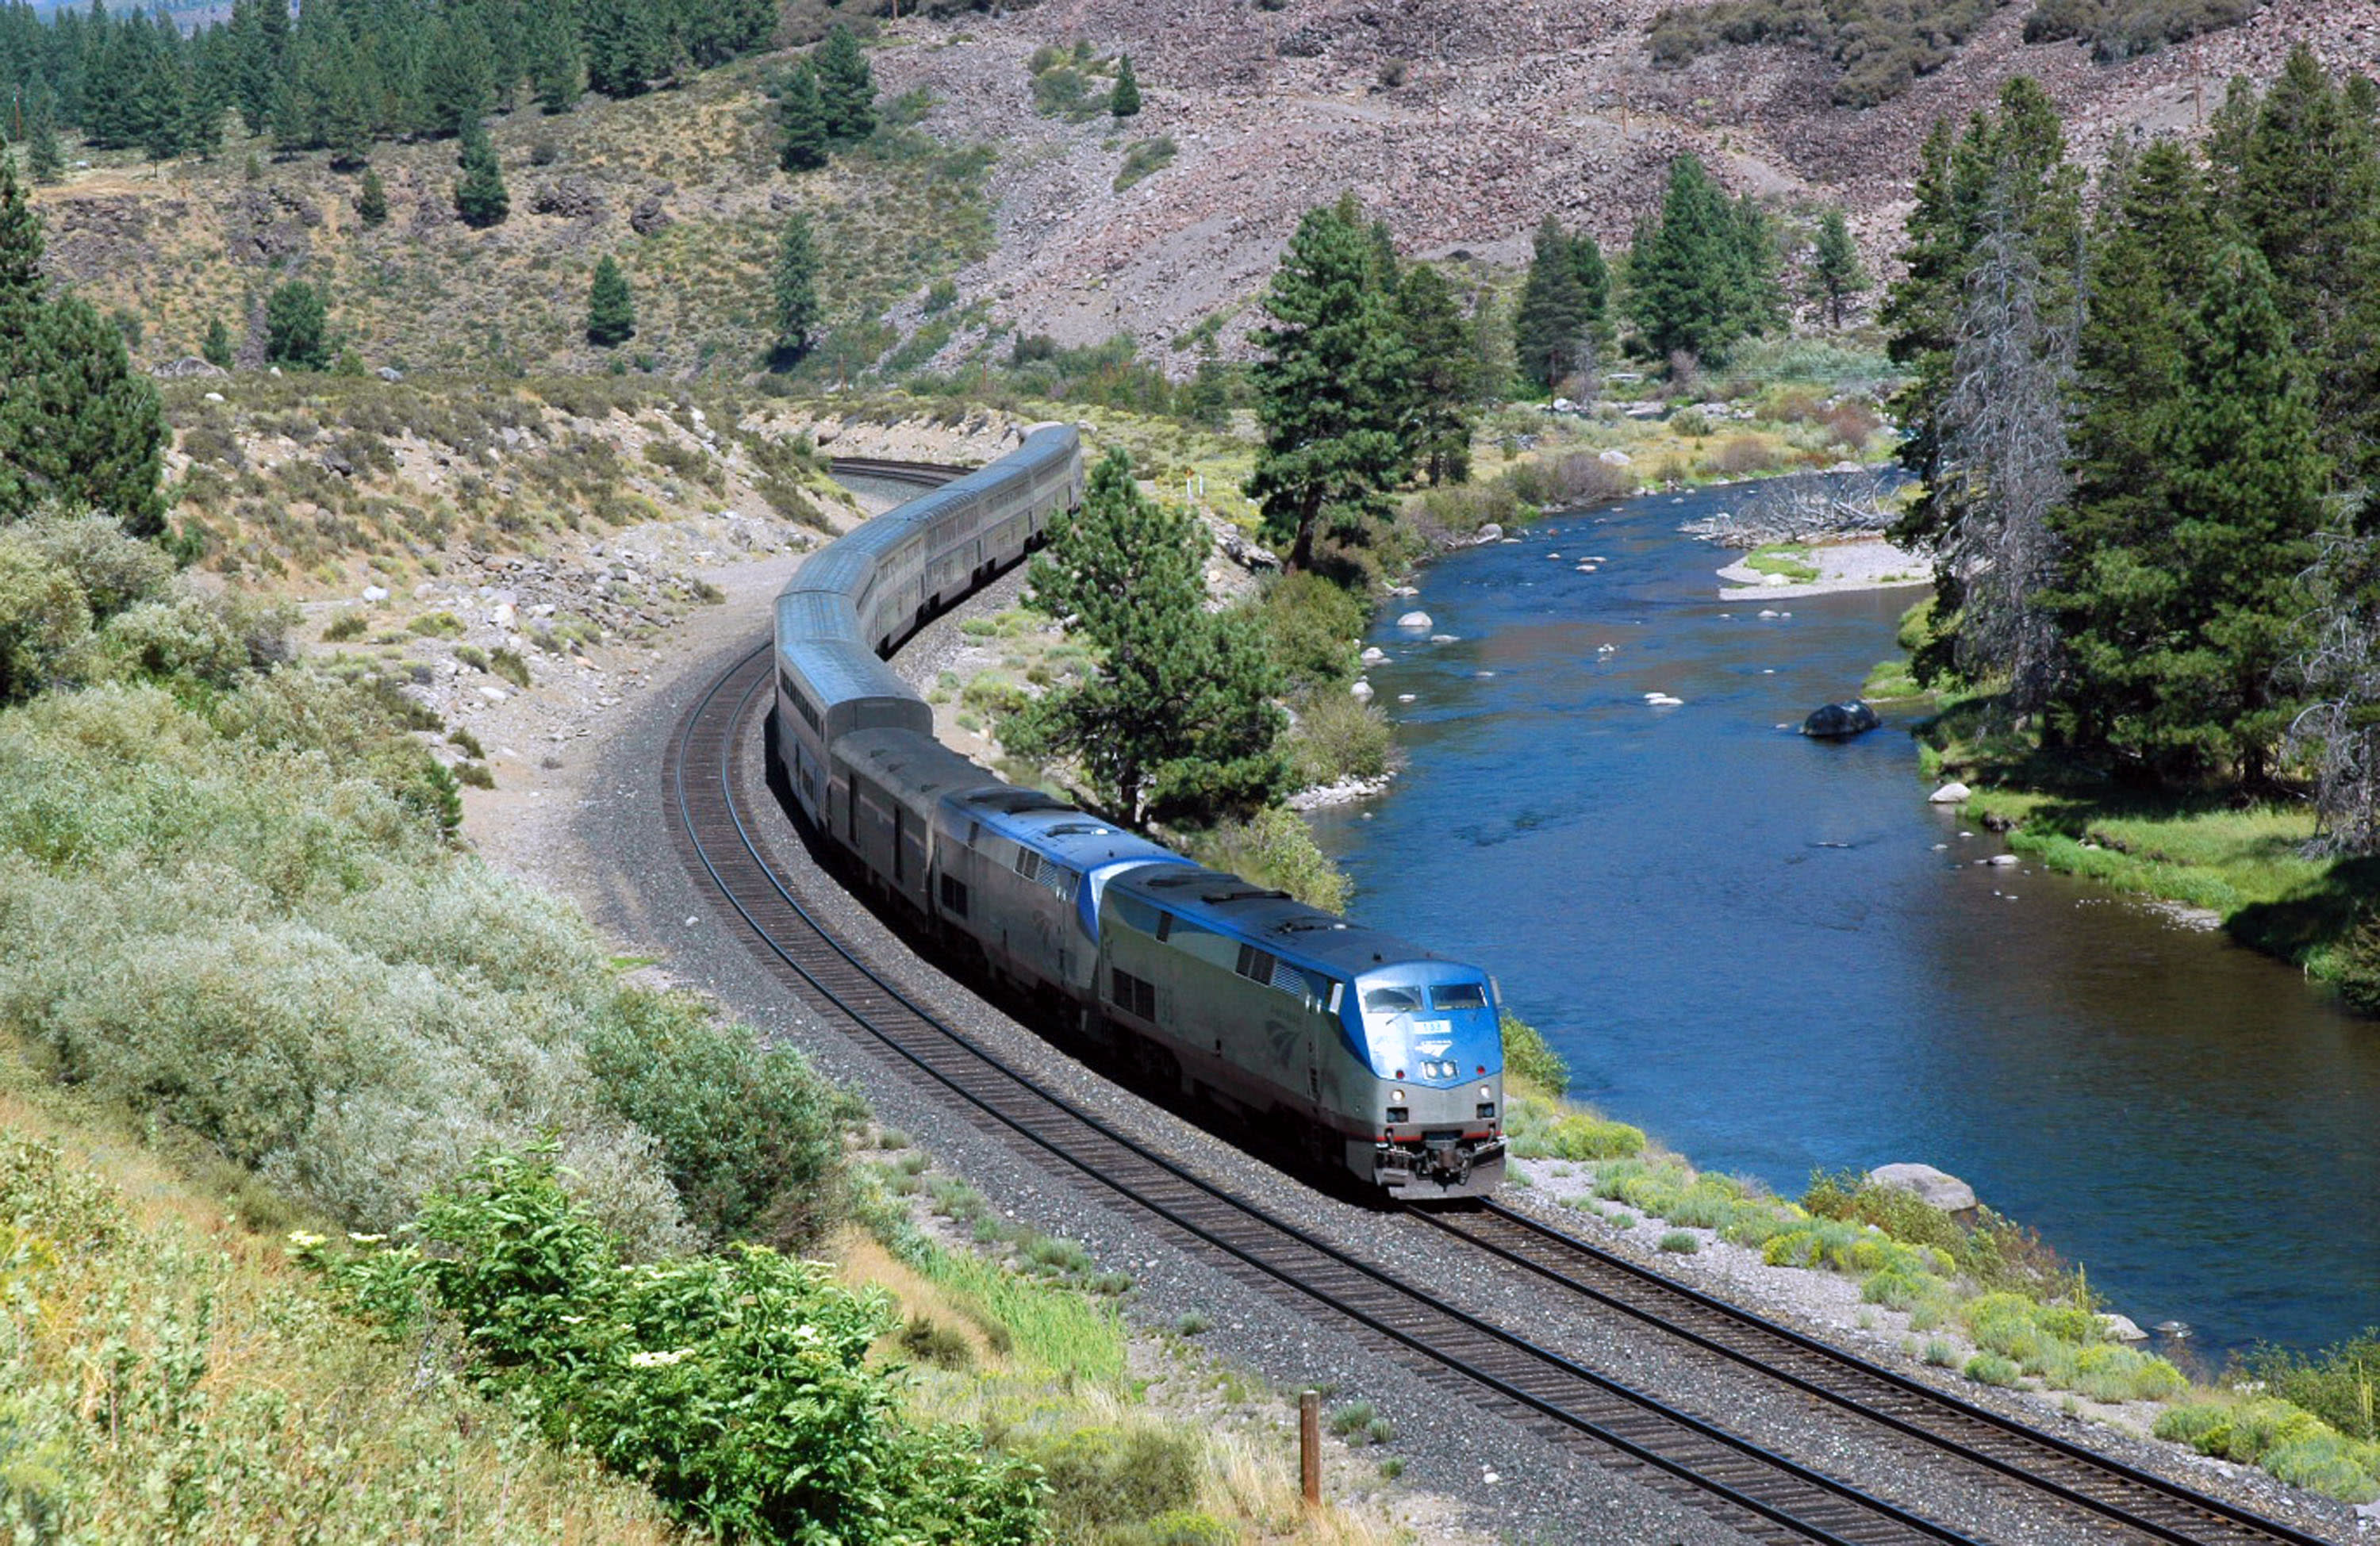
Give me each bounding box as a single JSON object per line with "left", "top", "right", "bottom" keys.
{"left": 29, "top": 0, "right": 2380, "bottom": 382}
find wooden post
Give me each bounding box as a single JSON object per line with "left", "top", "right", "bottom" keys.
{"left": 1299, "top": 1390, "right": 1322, "bottom": 1507}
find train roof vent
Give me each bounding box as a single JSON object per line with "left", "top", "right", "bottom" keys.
{"left": 1275, "top": 917, "right": 1351, "bottom": 934}
{"left": 975, "top": 790, "right": 1069, "bottom": 814}
{"left": 1145, "top": 872, "right": 1212, "bottom": 889}
{"left": 1045, "top": 822, "right": 1111, "bottom": 838}
{"left": 1203, "top": 885, "right": 1292, "bottom": 905}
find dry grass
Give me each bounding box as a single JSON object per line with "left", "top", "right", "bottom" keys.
{"left": 0, "top": 1069, "right": 681, "bottom": 1545}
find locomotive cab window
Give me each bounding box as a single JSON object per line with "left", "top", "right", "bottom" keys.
{"left": 1362, "top": 986, "right": 1424, "bottom": 1015}
{"left": 1431, "top": 982, "right": 1490, "bottom": 1011}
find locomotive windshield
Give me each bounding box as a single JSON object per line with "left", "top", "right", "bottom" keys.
{"left": 1430, "top": 982, "right": 1489, "bottom": 1011}
{"left": 1362, "top": 986, "right": 1424, "bottom": 1015}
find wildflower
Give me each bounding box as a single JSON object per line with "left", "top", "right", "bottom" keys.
{"left": 286, "top": 1230, "right": 327, "bottom": 1250}
{"left": 628, "top": 1348, "right": 691, "bottom": 1368}
{"left": 347, "top": 1232, "right": 386, "bottom": 1245}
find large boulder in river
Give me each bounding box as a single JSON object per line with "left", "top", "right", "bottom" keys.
{"left": 1868, "top": 1163, "right": 1978, "bottom": 1213}
{"left": 1395, "top": 611, "right": 1433, "bottom": 629}
{"left": 1802, "top": 701, "right": 1880, "bottom": 738}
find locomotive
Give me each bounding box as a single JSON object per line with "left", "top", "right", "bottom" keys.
{"left": 770, "top": 424, "right": 1505, "bottom": 1197}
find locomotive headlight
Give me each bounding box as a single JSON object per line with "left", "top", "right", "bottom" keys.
{"left": 1480, "top": 1084, "right": 1492, "bottom": 1102}
{"left": 1391, "top": 1088, "right": 1405, "bottom": 1104}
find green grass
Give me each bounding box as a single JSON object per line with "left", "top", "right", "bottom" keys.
{"left": 1745, "top": 543, "right": 1821, "bottom": 583}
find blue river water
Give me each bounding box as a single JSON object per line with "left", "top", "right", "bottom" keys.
{"left": 1307, "top": 481, "right": 2380, "bottom": 1359}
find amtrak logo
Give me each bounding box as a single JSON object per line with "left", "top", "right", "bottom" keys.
{"left": 1415, "top": 1038, "right": 1453, "bottom": 1057}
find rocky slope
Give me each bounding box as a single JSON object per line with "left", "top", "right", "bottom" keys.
{"left": 31, "top": 1, "right": 2380, "bottom": 380}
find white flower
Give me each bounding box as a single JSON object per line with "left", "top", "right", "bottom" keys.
{"left": 347, "top": 1232, "right": 386, "bottom": 1245}
{"left": 286, "top": 1231, "right": 327, "bottom": 1249}
{"left": 628, "top": 1348, "right": 691, "bottom": 1368}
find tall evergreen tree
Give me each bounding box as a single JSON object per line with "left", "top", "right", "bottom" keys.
{"left": 1109, "top": 52, "right": 1139, "bottom": 117}
{"left": 1627, "top": 152, "right": 1779, "bottom": 367}
{"left": 355, "top": 163, "right": 388, "bottom": 226}
{"left": 26, "top": 93, "right": 63, "bottom": 183}
{"left": 813, "top": 25, "right": 874, "bottom": 144}
{"left": 263, "top": 278, "right": 329, "bottom": 369}
{"left": 1246, "top": 194, "right": 1411, "bottom": 571}
{"left": 2223, "top": 46, "right": 2380, "bottom": 484}
{"left": 528, "top": 0, "right": 585, "bottom": 114}
{"left": 454, "top": 126, "right": 509, "bottom": 228}
{"left": 201, "top": 313, "right": 234, "bottom": 369}
{"left": 2045, "top": 139, "right": 2214, "bottom": 750}
{"left": 0, "top": 152, "right": 167, "bottom": 535}
{"left": 585, "top": 254, "right": 634, "bottom": 345}
{"left": 1393, "top": 261, "right": 1476, "bottom": 485}
{"left": 1511, "top": 215, "right": 1588, "bottom": 393}
{"left": 422, "top": 7, "right": 494, "bottom": 136}
{"left": 1806, "top": 206, "right": 1867, "bottom": 328}
{"left": 777, "top": 62, "right": 827, "bottom": 172}
{"left": 1568, "top": 229, "right": 1612, "bottom": 351}
{"left": 582, "top": 0, "right": 666, "bottom": 98}
{"left": 770, "top": 211, "right": 820, "bottom": 363}
{"left": 1019, "top": 446, "right": 1286, "bottom": 826}
{"left": 2119, "top": 244, "right": 2325, "bottom": 783}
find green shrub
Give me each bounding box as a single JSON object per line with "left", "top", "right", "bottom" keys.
{"left": 408, "top": 610, "right": 465, "bottom": 637}
{"left": 2263, "top": 1435, "right": 2380, "bottom": 1504}
{"left": 579, "top": 989, "right": 858, "bottom": 1249}
{"left": 1178, "top": 807, "right": 1349, "bottom": 912}
{"left": 322, "top": 609, "right": 369, "bottom": 641}
{"left": 1036, "top": 1425, "right": 1200, "bottom": 1536}
{"left": 2068, "top": 1342, "right": 2188, "bottom": 1404}
{"left": 323, "top": 1148, "right": 1045, "bottom": 1544}
{"left": 1113, "top": 136, "right": 1177, "bottom": 193}
{"left": 1499, "top": 1011, "right": 1569, "bottom": 1098}
{"left": 455, "top": 760, "right": 495, "bottom": 789}
{"left": 2239, "top": 1329, "right": 2380, "bottom": 1440}
{"left": 1965, "top": 1352, "right": 2021, "bottom": 1387}
{"left": 1659, "top": 1230, "right": 1699, "bottom": 1254}
{"left": 489, "top": 646, "right": 532, "bottom": 689}
{"left": 1287, "top": 691, "right": 1393, "bottom": 788}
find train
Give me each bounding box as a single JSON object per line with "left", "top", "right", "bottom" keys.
{"left": 770, "top": 424, "right": 1506, "bottom": 1198}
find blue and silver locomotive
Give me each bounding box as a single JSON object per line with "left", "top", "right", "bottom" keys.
{"left": 770, "top": 424, "right": 1506, "bottom": 1197}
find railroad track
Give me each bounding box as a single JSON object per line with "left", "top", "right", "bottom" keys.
{"left": 663, "top": 460, "right": 2336, "bottom": 1546}
{"left": 1414, "top": 1203, "right": 2331, "bottom": 1546}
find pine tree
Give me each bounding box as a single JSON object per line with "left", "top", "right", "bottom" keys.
{"left": 355, "top": 164, "right": 387, "bottom": 227}
{"left": 263, "top": 278, "right": 329, "bottom": 369}
{"left": 814, "top": 25, "right": 875, "bottom": 144}
{"left": 1626, "top": 152, "right": 1777, "bottom": 368}
{"left": 582, "top": 0, "right": 666, "bottom": 98}
{"left": 454, "top": 127, "right": 509, "bottom": 228}
{"left": 423, "top": 7, "right": 494, "bottom": 136}
{"left": 2128, "top": 244, "right": 2326, "bottom": 784}
{"left": 1806, "top": 206, "right": 1867, "bottom": 328}
{"left": 202, "top": 313, "right": 235, "bottom": 369}
{"left": 26, "top": 95, "right": 63, "bottom": 185}
{"left": 770, "top": 211, "right": 820, "bottom": 363}
{"left": 1245, "top": 194, "right": 1412, "bottom": 571}
{"left": 1394, "top": 261, "right": 1476, "bottom": 485}
{"left": 777, "top": 63, "right": 827, "bottom": 172}
{"left": 1511, "top": 215, "right": 1588, "bottom": 393}
{"left": 528, "top": 0, "right": 585, "bottom": 114}
{"left": 2228, "top": 46, "right": 2380, "bottom": 483}
{"left": 1019, "top": 446, "right": 1286, "bottom": 826}
{"left": 1568, "top": 230, "right": 1612, "bottom": 351}
{"left": 2045, "top": 140, "right": 2215, "bottom": 751}
{"left": 0, "top": 153, "right": 168, "bottom": 534}
{"left": 585, "top": 255, "right": 635, "bottom": 346}
{"left": 1110, "top": 52, "right": 1140, "bottom": 117}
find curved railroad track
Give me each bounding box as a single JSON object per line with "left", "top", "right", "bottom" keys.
{"left": 1415, "top": 1203, "right": 2331, "bottom": 1546}
{"left": 663, "top": 461, "right": 2338, "bottom": 1546}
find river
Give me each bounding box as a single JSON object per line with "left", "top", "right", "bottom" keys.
{"left": 1307, "top": 480, "right": 2380, "bottom": 1360}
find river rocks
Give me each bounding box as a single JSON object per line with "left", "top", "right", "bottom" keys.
{"left": 1395, "top": 611, "right": 1433, "bottom": 629}
{"left": 1929, "top": 781, "right": 1972, "bottom": 804}
{"left": 1867, "top": 1163, "right": 1977, "bottom": 1213}
{"left": 1987, "top": 853, "right": 2018, "bottom": 867}
{"left": 2098, "top": 1314, "right": 2149, "bottom": 1342}
{"left": 1360, "top": 646, "right": 1388, "bottom": 666}
{"left": 1473, "top": 523, "right": 1503, "bottom": 544}
{"left": 1349, "top": 679, "right": 1374, "bottom": 702}
{"left": 1801, "top": 702, "right": 1879, "bottom": 738}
